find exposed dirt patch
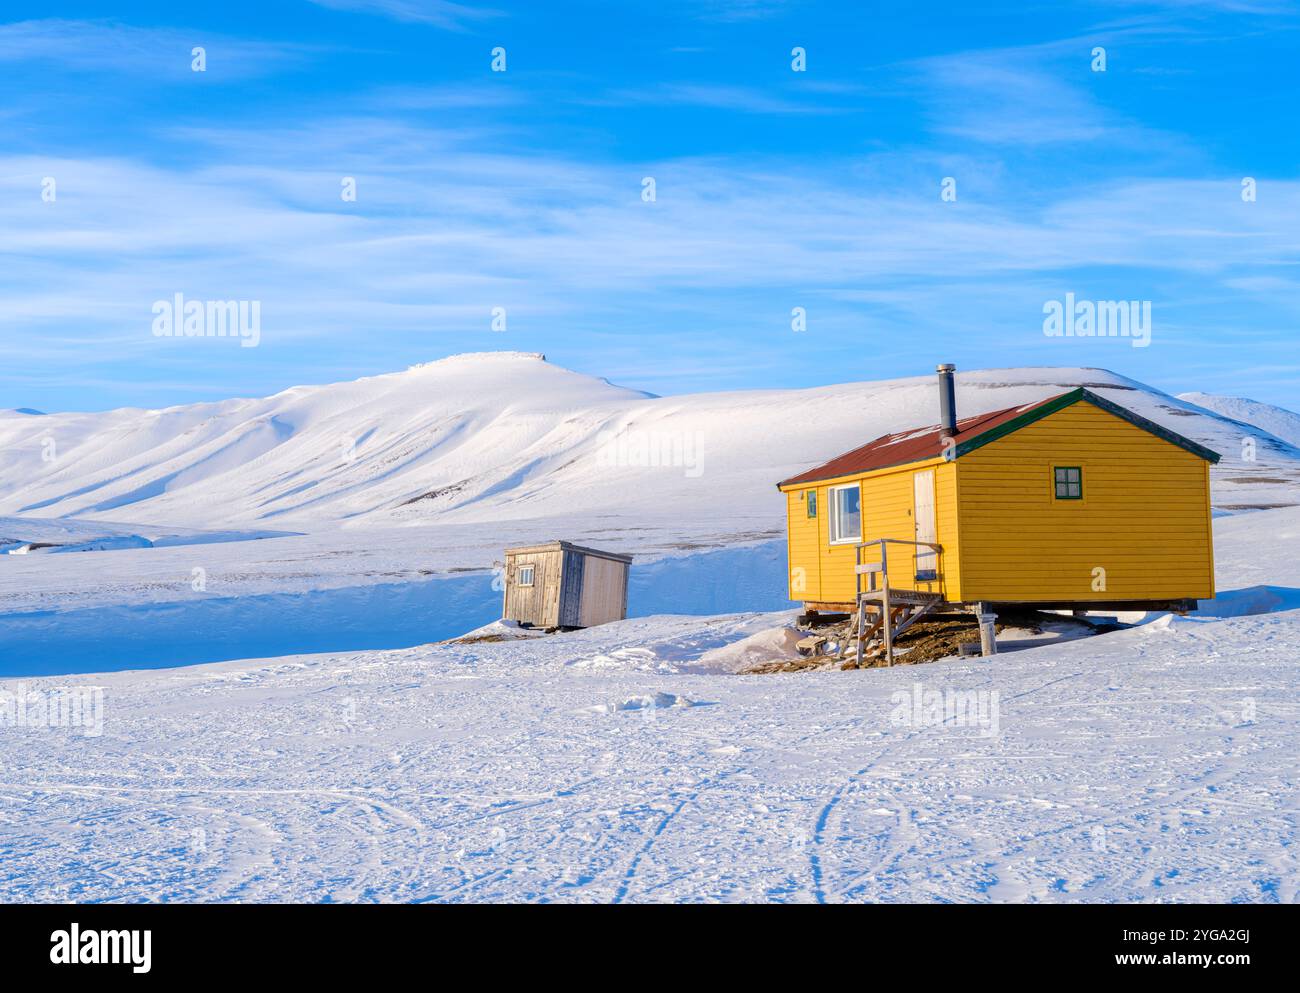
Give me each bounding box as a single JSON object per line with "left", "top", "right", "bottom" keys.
{"left": 744, "top": 609, "right": 1109, "bottom": 674}
{"left": 400, "top": 480, "right": 468, "bottom": 505}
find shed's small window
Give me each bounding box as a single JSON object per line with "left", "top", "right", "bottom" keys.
{"left": 806, "top": 490, "right": 817, "bottom": 518}
{"left": 828, "top": 483, "right": 862, "bottom": 544}
{"left": 1053, "top": 466, "right": 1082, "bottom": 500}
{"left": 517, "top": 564, "right": 535, "bottom": 586}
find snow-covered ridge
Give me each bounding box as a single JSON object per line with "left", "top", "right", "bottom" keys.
{"left": 1177, "top": 391, "right": 1300, "bottom": 449}
{"left": 0, "top": 355, "right": 1296, "bottom": 531}
{"left": 405, "top": 351, "right": 547, "bottom": 371}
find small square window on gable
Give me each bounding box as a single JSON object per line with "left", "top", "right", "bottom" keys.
{"left": 518, "top": 564, "right": 535, "bottom": 586}
{"left": 806, "top": 490, "right": 817, "bottom": 518}
{"left": 1053, "top": 466, "right": 1082, "bottom": 500}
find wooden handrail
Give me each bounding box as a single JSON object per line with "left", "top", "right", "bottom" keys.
{"left": 853, "top": 538, "right": 945, "bottom": 668}
{"left": 855, "top": 538, "right": 943, "bottom": 551}
{"left": 854, "top": 538, "right": 943, "bottom": 595}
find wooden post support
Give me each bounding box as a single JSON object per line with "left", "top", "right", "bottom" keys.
{"left": 882, "top": 590, "right": 894, "bottom": 666}
{"left": 853, "top": 542, "right": 862, "bottom": 668}
{"left": 854, "top": 599, "right": 864, "bottom": 667}
{"left": 880, "top": 543, "right": 893, "bottom": 666}
{"left": 975, "top": 602, "right": 998, "bottom": 657}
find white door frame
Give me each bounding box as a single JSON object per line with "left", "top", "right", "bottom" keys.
{"left": 913, "top": 469, "right": 937, "bottom": 580}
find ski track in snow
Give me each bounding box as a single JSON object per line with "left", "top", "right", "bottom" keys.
{"left": 0, "top": 357, "right": 1297, "bottom": 902}
{"left": 2, "top": 584, "right": 1298, "bottom": 902}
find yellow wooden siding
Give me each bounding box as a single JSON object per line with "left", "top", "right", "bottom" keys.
{"left": 819, "top": 478, "right": 866, "bottom": 599}
{"left": 852, "top": 461, "right": 961, "bottom": 602}
{"left": 784, "top": 488, "right": 822, "bottom": 601}
{"left": 783, "top": 458, "right": 960, "bottom": 604}
{"left": 935, "top": 461, "right": 963, "bottom": 603}
{"left": 1202, "top": 460, "right": 1216, "bottom": 595}
{"left": 955, "top": 402, "right": 1214, "bottom": 601}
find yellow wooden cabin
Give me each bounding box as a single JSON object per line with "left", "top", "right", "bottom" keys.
{"left": 777, "top": 366, "right": 1219, "bottom": 636}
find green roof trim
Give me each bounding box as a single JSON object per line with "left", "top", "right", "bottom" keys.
{"left": 951, "top": 389, "right": 1082, "bottom": 460}
{"left": 954, "top": 388, "right": 1221, "bottom": 465}
{"left": 773, "top": 386, "right": 1222, "bottom": 491}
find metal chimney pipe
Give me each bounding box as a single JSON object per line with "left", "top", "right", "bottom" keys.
{"left": 937, "top": 363, "right": 957, "bottom": 435}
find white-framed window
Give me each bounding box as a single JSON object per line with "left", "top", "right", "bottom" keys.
{"left": 828, "top": 483, "right": 862, "bottom": 545}
{"left": 517, "top": 564, "right": 535, "bottom": 587}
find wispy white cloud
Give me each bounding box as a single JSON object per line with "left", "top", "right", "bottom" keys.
{"left": 2, "top": 10, "right": 1295, "bottom": 407}
{"left": 305, "top": 0, "right": 501, "bottom": 30}
{"left": 0, "top": 18, "right": 315, "bottom": 78}
{"left": 596, "top": 82, "right": 852, "bottom": 115}
{"left": 367, "top": 82, "right": 528, "bottom": 110}
{"left": 4, "top": 125, "right": 1298, "bottom": 359}
{"left": 919, "top": 55, "right": 1113, "bottom": 145}
{"left": 685, "top": 0, "right": 801, "bottom": 22}
{"left": 909, "top": 29, "right": 1198, "bottom": 154}
{"left": 1100, "top": 0, "right": 1297, "bottom": 13}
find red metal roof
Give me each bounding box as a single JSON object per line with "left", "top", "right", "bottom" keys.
{"left": 777, "top": 393, "right": 1067, "bottom": 488}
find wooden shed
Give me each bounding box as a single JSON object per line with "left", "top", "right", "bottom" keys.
{"left": 776, "top": 365, "right": 1219, "bottom": 661}
{"left": 502, "top": 541, "right": 632, "bottom": 629}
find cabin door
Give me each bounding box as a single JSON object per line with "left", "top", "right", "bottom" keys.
{"left": 913, "top": 470, "right": 937, "bottom": 581}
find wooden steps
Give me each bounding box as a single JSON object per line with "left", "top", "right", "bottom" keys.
{"left": 849, "top": 537, "right": 950, "bottom": 667}
{"left": 851, "top": 589, "right": 945, "bottom": 667}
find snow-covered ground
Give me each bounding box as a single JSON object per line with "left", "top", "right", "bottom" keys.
{"left": 2, "top": 357, "right": 1297, "bottom": 902}
{"left": 2, "top": 505, "right": 1297, "bottom": 903}
{"left": 0, "top": 523, "right": 791, "bottom": 676}
{"left": 2, "top": 355, "right": 1297, "bottom": 674}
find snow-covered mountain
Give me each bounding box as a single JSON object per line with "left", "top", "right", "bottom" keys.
{"left": 1177, "top": 391, "right": 1300, "bottom": 449}
{"left": 2, "top": 352, "right": 1297, "bottom": 531}
{"left": 2, "top": 353, "right": 1298, "bottom": 684}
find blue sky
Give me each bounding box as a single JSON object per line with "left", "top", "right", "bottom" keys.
{"left": 2, "top": 0, "right": 1298, "bottom": 410}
